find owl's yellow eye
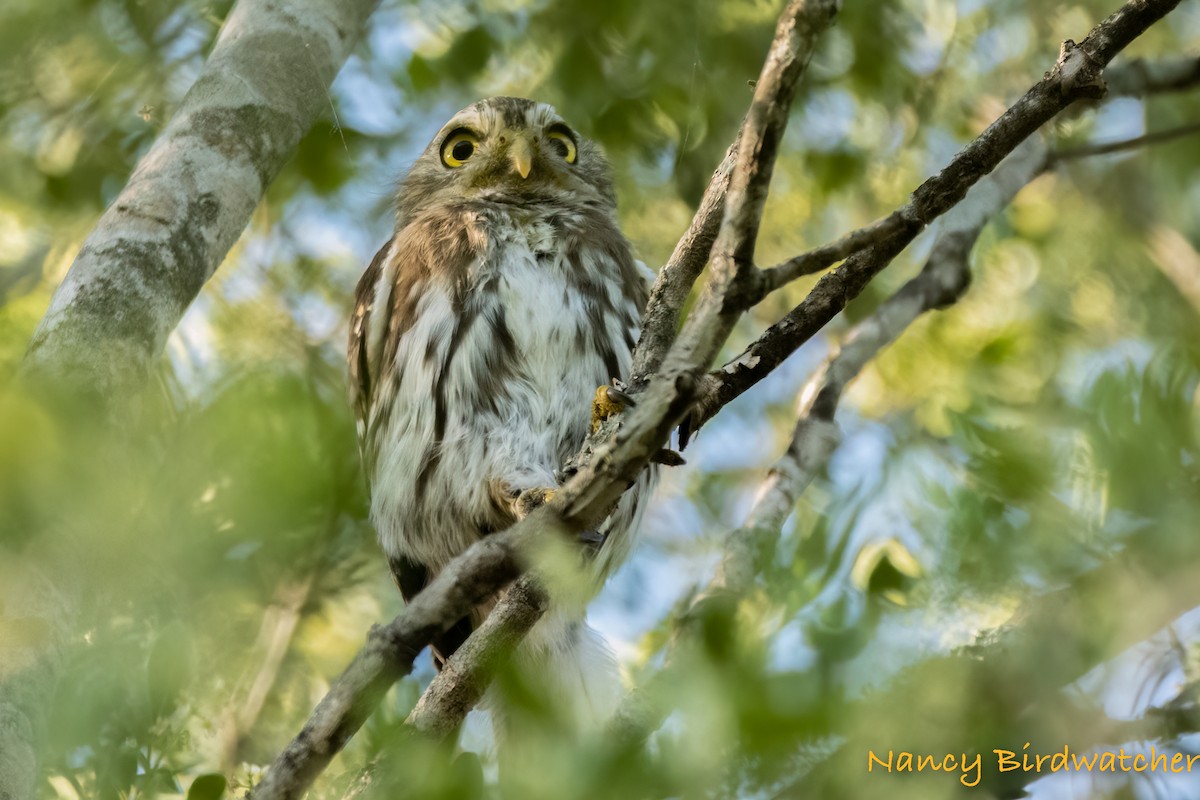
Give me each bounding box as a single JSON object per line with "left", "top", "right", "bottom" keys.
{"left": 546, "top": 127, "right": 577, "bottom": 164}
{"left": 440, "top": 129, "right": 479, "bottom": 168}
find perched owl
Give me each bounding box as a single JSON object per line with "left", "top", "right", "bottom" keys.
{"left": 348, "top": 97, "right": 652, "bottom": 721}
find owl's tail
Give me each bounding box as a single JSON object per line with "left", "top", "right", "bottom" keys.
{"left": 535, "top": 611, "right": 622, "bottom": 726}
{"left": 486, "top": 609, "right": 622, "bottom": 741}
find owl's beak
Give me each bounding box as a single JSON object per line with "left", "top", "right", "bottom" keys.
{"left": 509, "top": 136, "right": 533, "bottom": 180}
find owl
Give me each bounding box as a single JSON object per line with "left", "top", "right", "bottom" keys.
{"left": 347, "top": 97, "right": 652, "bottom": 720}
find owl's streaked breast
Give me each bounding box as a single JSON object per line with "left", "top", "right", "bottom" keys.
{"left": 360, "top": 201, "right": 644, "bottom": 575}
{"left": 346, "top": 95, "right": 656, "bottom": 682}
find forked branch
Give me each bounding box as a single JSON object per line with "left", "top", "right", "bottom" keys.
{"left": 682, "top": 0, "right": 1184, "bottom": 442}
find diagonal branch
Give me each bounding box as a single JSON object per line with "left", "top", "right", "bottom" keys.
{"left": 249, "top": 518, "right": 544, "bottom": 800}
{"left": 1049, "top": 119, "right": 1200, "bottom": 162}
{"left": 611, "top": 138, "right": 1048, "bottom": 745}
{"left": 1105, "top": 53, "right": 1200, "bottom": 96}
{"left": 20, "top": 0, "right": 379, "bottom": 413}
{"left": 631, "top": 138, "right": 740, "bottom": 386}
{"left": 680, "top": 0, "right": 1184, "bottom": 443}
{"left": 404, "top": 574, "right": 547, "bottom": 740}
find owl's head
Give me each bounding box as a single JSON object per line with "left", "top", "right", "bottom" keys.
{"left": 396, "top": 97, "right": 617, "bottom": 221}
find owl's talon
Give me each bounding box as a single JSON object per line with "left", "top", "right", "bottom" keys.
{"left": 591, "top": 383, "right": 635, "bottom": 433}
{"left": 513, "top": 486, "right": 556, "bottom": 519}
{"left": 605, "top": 385, "right": 636, "bottom": 408}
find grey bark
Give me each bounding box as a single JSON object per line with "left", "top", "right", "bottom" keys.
{"left": 405, "top": 575, "right": 548, "bottom": 740}
{"left": 3, "top": 2, "right": 377, "bottom": 798}
{"left": 251, "top": 518, "right": 551, "bottom": 800}
{"left": 630, "top": 138, "right": 738, "bottom": 387}
{"left": 21, "top": 0, "right": 378, "bottom": 410}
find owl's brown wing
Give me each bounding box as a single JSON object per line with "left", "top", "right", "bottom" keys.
{"left": 347, "top": 226, "right": 479, "bottom": 669}
{"left": 349, "top": 215, "right": 481, "bottom": 473}
{"left": 347, "top": 239, "right": 393, "bottom": 476}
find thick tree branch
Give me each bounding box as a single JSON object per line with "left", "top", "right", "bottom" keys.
{"left": 250, "top": 517, "right": 555, "bottom": 800}
{"left": 21, "top": 0, "right": 378, "bottom": 411}
{"left": 681, "top": 0, "right": 1184, "bottom": 443}
{"left": 4, "top": 4, "right": 377, "bottom": 800}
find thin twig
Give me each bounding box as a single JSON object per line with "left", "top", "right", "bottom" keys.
{"left": 1049, "top": 119, "right": 1200, "bottom": 162}
{"left": 680, "top": 0, "right": 1185, "bottom": 444}
{"left": 1105, "top": 53, "right": 1200, "bottom": 96}
{"left": 754, "top": 210, "right": 917, "bottom": 296}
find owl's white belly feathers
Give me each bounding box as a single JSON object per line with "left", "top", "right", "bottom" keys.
{"left": 366, "top": 205, "right": 642, "bottom": 579}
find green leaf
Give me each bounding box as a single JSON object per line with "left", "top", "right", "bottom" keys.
{"left": 187, "top": 773, "right": 228, "bottom": 800}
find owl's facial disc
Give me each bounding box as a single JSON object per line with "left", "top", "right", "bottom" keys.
{"left": 395, "top": 98, "right": 618, "bottom": 221}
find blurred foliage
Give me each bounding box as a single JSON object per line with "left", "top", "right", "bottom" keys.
{"left": 2, "top": 0, "right": 1200, "bottom": 798}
